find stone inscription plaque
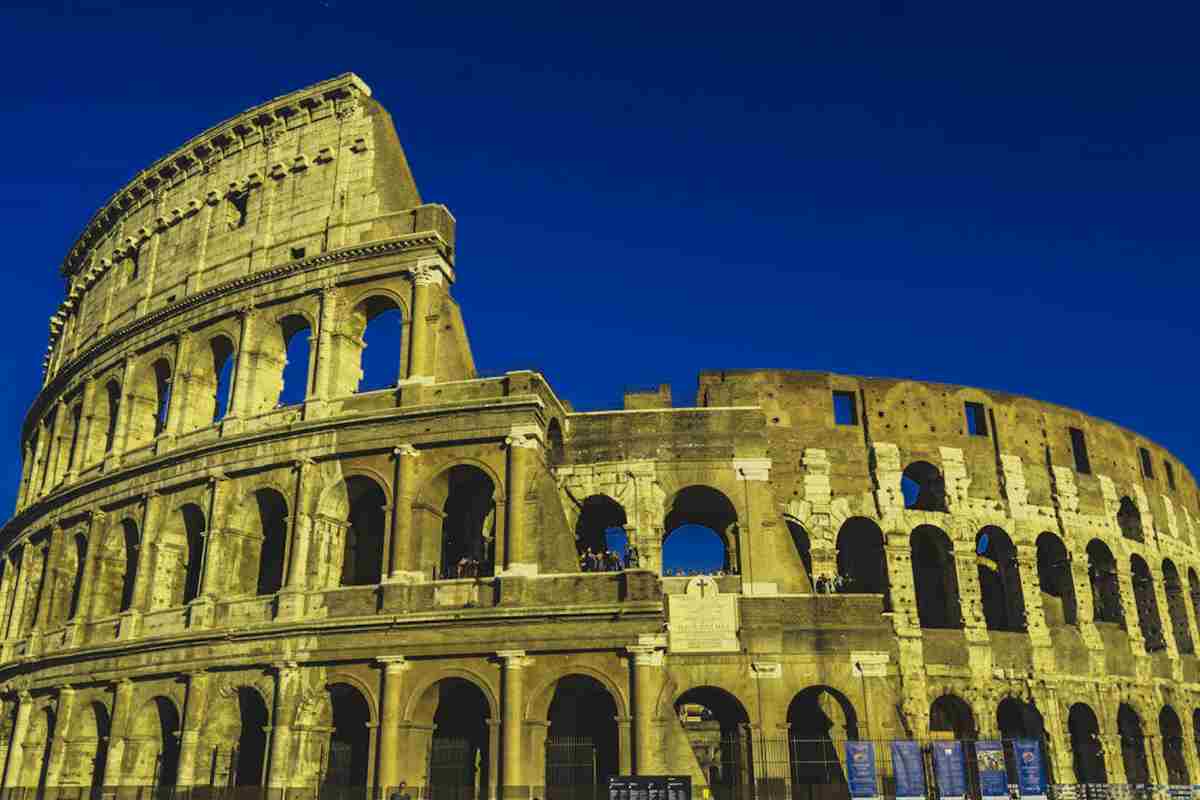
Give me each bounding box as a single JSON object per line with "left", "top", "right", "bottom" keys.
{"left": 668, "top": 576, "right": 739, "bottom": 653}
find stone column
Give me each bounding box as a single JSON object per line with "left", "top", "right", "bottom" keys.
{"left": 376, "top": 656, "right": 412, "bottom": 791}
{"left": 70, "top": 377, "right": 97, "bottom": 479}
{"left": 954, "top": 546, "right": 994, "bottom": 679}
{"left": 1, "top": 691, "right": 32, "bottom": 789}
{"left": 279, "top": 460, "right": 316, "bottom": 619}
{"left": 628, "top": 637, "right": 666, "bottom": 775}
{"left": 44, "top": 685, "right": 76, "bottom": 788}
{"left": 266, "top": 662, "right": 300, "bottom": 789}
{"left": 405, "top": 261, "right": 443, "bottom": 383}
{"left": 121, "top": 492, "right": 159, "bottom": 638}
{"left": 3, "top": 551, "right": 28, "bottom": 643}
{"left": 109, "top": 357, "right": 139, "bottom": 466}
{"left": 389, "top": 445, "right": 422, "bottom": 581}
{"left": 502, "top": 428, "right": 541, "bottom": 576}
{"left": 191, "top": 475, "right": 229, "bottom": 628}
{"left": 309, "top": 284, "right": 340, "bottom": 408}
{"left": 31, "top": 533, "right": 60, "bottom": 638}
{"left": 225, "top": 307, "right": 259, "bottom": 428}
{"left": 498, "top": 650, "right": 532, "bottom": 799}
{"left": 102, "top": 679, "right": 135, "bottom": 788}
{"left": 66, "top": 512, "right": 104, "bottom": 645}
{"left": 176, "top": 671, "right": 210, "bottom": 788}
{"left": 163, "top": 332, "right": 195, "bottom": 442}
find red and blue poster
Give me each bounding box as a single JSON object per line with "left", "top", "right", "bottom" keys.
{"left": 1013, "top": 739, "right": 1046, "bottom": 800}
{"left": 845, "top": 741, "right": 880, "bottom": 800}
{"left": 975, "top": 740, "right": 1008, "bottom": 800}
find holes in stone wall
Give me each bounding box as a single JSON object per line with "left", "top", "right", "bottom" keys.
{"left": 901, "top": 461, "right": 947, "bottom": 511}
{"left": 832, "top": 391, "right": 858, "bottom": 426}
{"left": 1069, "top": 427, "right": 1091, "bottom": 474}
{"left": 1086, "top": 539, "right": 1123, "bottom": 625}
{"left": 278, "top": 315, "right": 312, "bottom": 407}
{"left": 964, "top": 402, "right": 988, "bottom": 436}
{"left": 1140, "top": 447, "right": 1155, "bottom": 479}
{"left": 1117, "top": 497, "right": 1143, "bottom": 542}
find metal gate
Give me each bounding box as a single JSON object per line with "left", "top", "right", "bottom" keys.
{"left": 546, "top": 737, "right": 598, "bottom": 800}
{"left": 428, "top": 738, "right": 482, "bottom": 800}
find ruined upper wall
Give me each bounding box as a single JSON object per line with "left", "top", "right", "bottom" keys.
{"left": 697, "top": 368, "right": 1200, "bottom": 535}
{"left": 42, "top": 73, "right": 454, "bottom": 379}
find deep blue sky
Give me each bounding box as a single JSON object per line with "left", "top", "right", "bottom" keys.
{"left": 2, "top": 2, "right": 1199, "bottom": 520}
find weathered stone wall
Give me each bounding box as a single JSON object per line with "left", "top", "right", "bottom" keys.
{"left": 1, "top": 74, "right": 1199, "bottom": 798}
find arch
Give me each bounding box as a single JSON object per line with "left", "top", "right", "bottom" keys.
{"left": 930, "top": 694, "right": 976, "bottom": 740}
{"left": 901, "top": 461, "right": 946, "bottom": 511}
{"left": 527, "top": 666, "right": 629, "bottom": 724}
{"left": 437, "top": 465, "right": 497, "bottom": 580}
{"left": 976, "top": 526, "right": 1025, "bottom": 632}
{"left": 341, "top": 475, "right": 388, "bottom": 586}
{"left": 1035, "top": 532, "right": 1077, "bottom": 626}
{"left": 127, "top": 696, "right": 181, "bottom": 790}
{"left": 786, "top": 520, "right": 814, "bottom": 588}
{"left": 66, "top": 532, "right": 88, "bottom": 620}
{"left": 181, "top": 503, "right": 205, "bottom": 605}
{"left": 102, "top": 379, "right": 121, "bottom": 454}
{"left": 180, "top": 334, "right": 237, "bottom": 431}
{"left": 211, "top": 335, "right": 237, "bottom": 423}
{"left": 575, "top": 495, "right": 627, "bottom": 570}
{"left": 1069, "top": 703, "right": 1107, "bottom": 783}
{"left": 1160, "top": 705, "right": 1189, "bottom": 785}
{"left": 544, "top": 674, "right": 620, "bottom": 791}
{"left": 1192, "top": 709, "right": 1200, "bottom": 783}
{"left": 910, "top": 525, "right": 961, "bottom": 629}
{"left": 835, "top": 518, "right": 888, "bottom": 603}
{"left": 1118, "top": 497, "right": 1144, "bottom": 542}
{"left": 21, "top": 705, "right": 55, "bottom": 792}
{"left": 355, "top": 295, "right": 404, "bottom": 393}
{"left": 1086, "top": 539, "right": 1123, "bottom": 625}
{"left": 1190, "top": 569, "right": 1200, "bottom": 646}
{"left": 278, "top": 313, "right": 314, "bottom": 407}
{"left": 233, "top": 687, "right": 270, "bottom": 786}
{"left": 245, "top": 488, "right": 289, "bottom": 596}
{"left": 546, "top": 419, "right": 565, "bottom": 466}
{"left": 422, "top": 678, "right": 492, "bottom": 797}
{"left": 663, "top": 486, "right": 739, "bottom": 575}
{"left": 73, "top": 701, "right": 111, "bottom": 794}
{"left": 324, "top": 683, "right": 372, "bottom": 789}
{"left": 1130, "top": 554, "right": 1165, "bottom": 652}
{"left": 997, "top": 697, "right": 1053, "bottom": 783}
{"left": 1162, "top": 559, "right": 1194, "bottom": 654}
{"left": 152, "top": 358, "right": 172, "bottom": 437}
{"left": 788, "top": 686, "right": 859, "bottom": 800}
{"left": 674, "top": 686, "right": 753, "bottom": 794}
{"left": 1118, "top": 703, "right": 1150, "bottom": 784}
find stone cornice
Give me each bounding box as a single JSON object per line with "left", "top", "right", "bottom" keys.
{"left": 25, "top": 232, "right": 448, "bottom": 441}
{"left": 58, "top": 73, "right": 370, "bottom": 281}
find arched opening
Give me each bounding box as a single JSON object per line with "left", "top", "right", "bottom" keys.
{"left": 325, "top": 684, "right": 372, "bottom": 790}
{"left": 930, "top": 695, "right": 976, "bottom": 740}
{"left": 1163, "top": 560, "right": 1194, "bottom": 654}
{"left": 152, "top": 358, "right": 172, "bottom": 437}
{"left": 786, "top": 520, "right": 813, "bottom": 590}
{"left": 835, "top": 518, "right": 889, "bottom": 606}
{"left": 120, "top": 520, "right": 139, "bottom": 612}
{"left": 103, "top": 380, "right": 121, "bottom": 454}
{"left": 574, "top": 495, "right": 628, "bottom": 572}
{"left": 78, "top": 702, "right": 111, "bottom": 794}
{"left": 976, "top": 526, "right": 1025, "bottom": 632}
{"left": 253, "top": 489, "right": 288, "bottom": 596}
{"left": 901, "top": 461, "right": 947, "bottom": 511}
{"left": 545, "top": 675, "right": 619, "bottom": 795}
{"left": 428, "top": 678, "right": 491, "bottom": 798}
{"left": 67, "top": 533, "right": 87, "bottom": 620}
{"left": 438, "top": 466, "right": 497, "bottom": 580}
{"left": 1118, "top": 704, "right": 1149, "bottom": 784}
{"left": 1190, "top": 569, "right": 1200, "bottom": 646}
{"left": 278, "top": 315, "right": 313, "bottom": 407}
{"left": 675, "top": 687, "right": 753, "bottom": 798}
{"left": 1035, "top": 532, "right": 1077, "bottom": 626}
{"left": 181, "top": 504, "right": 206, "bottom": 605}
{"left": 22, "top": 707, "right": 56, "bottom": 793}
{"left": 1118, "top": 497, "right": 1144, "bottom": 542}
{"left": 1159, "top": 705, "right": 1189, "bottom": 785}
{"left": 356, "top": 297, "right": 403, "bottom": 393}
{"left": 1086, "top": 540, "right": 1123, "bottom": 625}
{"left": 234, "top": 688, "right": 270, "bottom": 786}
{"left": 210, "top": 336, "right": 236, "bottom": 424}
{"left": 547, "top": 419, "right": 565, "bottom": 466}
{"left": 92, "top": 519, "right": 139, "bottom": 618}
{"left": 787, "top": 687, "right": 859, "bottom": 800}
{"left": 128, "top": 697, "right": 181, "bottom": 790}
{"left": 1068, "top": 704, "right": 1106, "bottom": 784}
{"left": 663, "top": 486, "right": 739, "bottom": 576}
{"left": 910, "top": 525, "right": 961, "bottom": 629}
{"left": 1192, "top": 709, "right": 1200, "bottom": 783}
{"left": 997, "top": 698, "right": 1052, "bottom": 783}
{"left": 341, "top": 476, "right": 387, "bottom": 586}
{"left": 1130, "top": 555, "right": 1166, "bottom": 652}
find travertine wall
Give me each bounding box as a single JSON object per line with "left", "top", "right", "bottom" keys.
{"left": 1, "top": 73, "right": 1199, "bottom": 798}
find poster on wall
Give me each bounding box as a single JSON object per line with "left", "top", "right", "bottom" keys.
{"left": 609, "top": 776, "right": 692, "bottom": 800}
{"left": 1013, "top": 739, "right": 1047, "bottom": 800}
{"left": 845, "top": 741, "right": 880, "bottom": 800}
{"left": 891, "top": 740, "right": 927, "bottom": 800}
{"left": 975, "top": 741, "right": 1008, "bottom": 800}
{"left": 931, "top": 741, "right": 968, "bottom": 800}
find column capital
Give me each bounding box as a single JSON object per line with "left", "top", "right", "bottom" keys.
{"left": 734, "top": 458, "right": 772, "bottom": 481}
{"left": 270, "top": 660, "right": 299, "bottom": 675}
{"left": 626, "top": 645, "right": 665, "bottom": 667}
{"left": 412, "top": 256, "right": 451, "bottom": 286}
{"left": 496, "top": 649, "right": 533, "bottom": 668}
{"left": 292, "top": 457, "right": 316, "bottom": 472}
{"left": 377, "top": 655, "right": 411, "bottom": 672}
{"left": 393, "top": 444, "right": 421, "bottom": 459}
{"left": 505, "top": 424, "right": 542, "bottom": 450}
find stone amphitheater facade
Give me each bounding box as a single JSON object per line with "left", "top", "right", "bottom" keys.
{"left": 1, "top": 72, "right": 1199, "bottom": 798}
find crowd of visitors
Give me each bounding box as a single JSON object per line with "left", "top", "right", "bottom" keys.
{"left": 437, "top": 557, "right": 492, "bottom": 579}
{"left": 580, "top": 546, "right": 640, "bottom": 572}
{"left": 662, "top": 567, "right": 733, "bottom": 577}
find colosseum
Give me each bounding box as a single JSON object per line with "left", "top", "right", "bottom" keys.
{"left": 1, "top": 72, "right": 1198, "bottom": 800}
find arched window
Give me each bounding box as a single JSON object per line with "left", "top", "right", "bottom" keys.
{"left": 835, "top": 517, "right": 889, "bottom": 606}
{"left": 355, "top": 297, "right": 403, "bottom": 393}
{"left": 342, "top": 476, "right": 387, "bottom": 586}
{"left": 910, "top": 525, "right": 960, "bottom": 628}
{"left": 152, "top": 358, "right": 172, "bottom": 437}
{"left": 211, "top": 336, "right": 236, "bottom": 423}
{"left": 234, "top": 688, "right": 270, "bottom": 786}
{"left": 1190, "top": 569, "right": 1200, "bottom": 641}
{"left": 103, "top": 380, "right": 121, "bottom": 454}
{"left": 788, "top": 686, "right": 858, "bottom": 795}
{"left": 546, "top": 419, "right": 565, "bottom": 466}
{"left": 574, "top": 495, "right": 628, "bottom": 571}
{"left": 1118, "top": 497, "right": 1144, "bottom": 542}
{"left": 998, "top": 698, "right": 1052, "bottom": 783}
{"left": 902, "top": 461, "right": 947, "bottom": 512}
{"left": 786, "top": 520, "right": 813, "bottom": 589}
{"left": 1162, "top": 559, "right": 1193, "bottom": 654}
{"left": 1086, "top": 540, "right": 1123, "bottom": 625}
{"left": 278, "top": 315, "right": 312, "bottom": 407}
{"left": 253, "top": 489, "right": 288, "bottom": 596}
{"left": 663, "top": 486, "right": 739, "bottom": 576}
{"left": 438, "top": 466, "right": 497, "bottom": 579}
{"left": 1035, "top": 532, "right": 1077, "bottom": 626}
{"left": 1118, "top": 704, "right": 1149, "bottom": 784}
{"left": 1069, "top": 704, "right": 1107, "bottom": 784}
{"left": 1130, "top": 555, "right": 1165, "bottom": 652}
{"left": 325, "top": 684, "right": 372, "bottom": 789}
{"left": 181, "top": 505, "right": 206, "bottom": 605}
{"left": 545, "top": 676, "right": 620, "bottom": 790}
{"left": 1160, "top": 706, "right": 1189, "bottom": 785}
{"left": 67, "top": 533, "right": 87, "bottom": 620}
{"left": 127, "top": 698, "right": 180, "bottom": 790}
{"left": 976, "top": 526, "right": 1025, "bottom": 632}
{"left": 425, "top": 679, "right": 491, "bottom": 795}
{"left": 675, "top": 687, "right": 754, "bottom": 794}
{"left": 930, "top": 695, "right": 976, "bottom": 739}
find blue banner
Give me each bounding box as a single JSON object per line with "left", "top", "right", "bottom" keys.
{"left": 845, "top": 741, "right": 879, "bottom": 799}
{"left": 1013, "top": 739, "right": 1046, "bottom": 799}
{"left": 891, "top": 740, "right": 927, "bottom": 800}
{"left": 932, "top": 741, "right": 967, "bottom": 800}
{"left": 975, "top": 740, "right": 1008, "bottom": 800}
